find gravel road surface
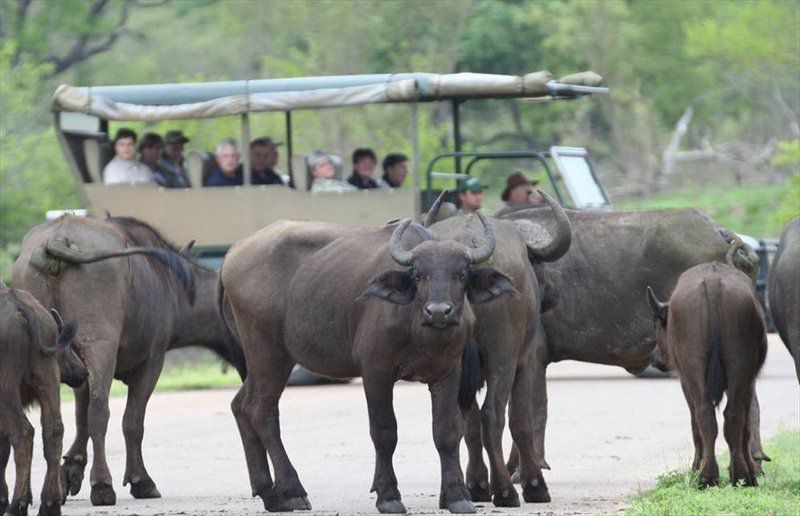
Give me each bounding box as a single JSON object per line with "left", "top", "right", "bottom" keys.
{"left": 12, "top": 336, "right": 799, "bottom": 515}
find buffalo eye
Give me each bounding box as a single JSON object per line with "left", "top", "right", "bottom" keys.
{"left": 455, "top": 269, "right": 468, "bottom": 282}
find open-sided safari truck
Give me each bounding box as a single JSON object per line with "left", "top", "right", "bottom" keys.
{"left": 52, "top": 70, "right": 609, "bottom": 262}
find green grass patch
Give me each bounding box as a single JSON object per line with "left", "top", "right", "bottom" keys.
{"left": 617, "top": 182, "right": 798, "bottom": 239}
{"left": 60, "top": 361, "right": 241, "bottom": 402}
{"left": 626, "top": 428, "right": 800, "bottom": 515}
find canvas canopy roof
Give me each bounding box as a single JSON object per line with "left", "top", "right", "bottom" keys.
{"left": 52, "top": 71, "right": 607, "bottom": 122}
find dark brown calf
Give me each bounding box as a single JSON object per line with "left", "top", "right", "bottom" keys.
{"left": 0, "top": 287, "right": 87, "bottom": 516}
{"left": 647, "top": 262, "right": 767, "bottom": 488}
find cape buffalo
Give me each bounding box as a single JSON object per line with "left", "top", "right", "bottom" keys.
{"left": 646, "top": 261, "right": 767, "bottom": 487}
{"left": 428, "top": 191, "right": 571, "bottom": 507}
{"left": 496, "top": 207, "right": 764, "bottom": 473}
{"left": 220, "top": 214, "right": 514, "bottom": 514}
{"left": 12, "top": 215, "right": 246, "bottom": 507}
{"left": 768, "top": 216, "right": 799, "bottom": 381}
{"left": 1, "top": 286, "right": 87, "bottom": 516}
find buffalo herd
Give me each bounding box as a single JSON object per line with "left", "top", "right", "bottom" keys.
{"left": 1, "top": 199, "right": 797, "bottom": 515}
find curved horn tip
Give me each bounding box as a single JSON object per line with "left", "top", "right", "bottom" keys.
{"left": 464, "top": 211, "right": 497, "bottom": 264}
{"left": 425, "top": 190, "right": 450, "bottom": 228}
{"left": 50, "top": 308, "right": 65, "bottom": 329}
{"left": 388, "top": 218, "right": 416, "bottom": 266}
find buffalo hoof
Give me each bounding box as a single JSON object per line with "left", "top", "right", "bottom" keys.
{"left": 36, "top": 499, "right": 60, "bottom": 516}
{"left": 466, "top": 480, "right": 491, "bottom": 502}
{"left": 698, "top": 477, "right": 718, "bottom": 489}
{"left": 522, "top": 477, "right": 551, "bottom": 503}
{"left": 261, "top": 493, "right": 311, "bottom": 512}
{"left": 129, "top": 478, "right": 161, "bottom": 499}
{"left": 446, "top": 499, "right": 476, "bottom": 514}
{"left": 4, "top": 500, "right": 29, "bottom": 516}
{"left": 376, "top": 499, "right": 407, "bottom": 514}
{"left": 492, "top": 487, "right": 520, "bottom": 507}
{"left": 60, "top": 456, "right": 86, "bottom": 497}
{"left": 90, "top": 483, "right": 116, "bottom": 506}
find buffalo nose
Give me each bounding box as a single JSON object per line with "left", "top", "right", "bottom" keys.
{"left": 425, "top": 302, "right": 453, "bottom": 318}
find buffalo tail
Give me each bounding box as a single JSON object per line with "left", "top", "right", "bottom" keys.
{"left": 216, "top": 271, "right": 248, "bottom": 380}
{"left": 458, "top": 336, "right": 481, "bottom": 411}
{"left": 704, "top": 276, "right": 726, "bottom": 408}
{"left": 45, "top": 239, "right": 197, "bottom": 304}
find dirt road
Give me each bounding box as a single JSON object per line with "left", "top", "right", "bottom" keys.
{"left": 13, "top": 336, "right": 799, "bottom": 515}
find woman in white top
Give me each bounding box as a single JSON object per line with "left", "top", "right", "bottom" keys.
{"left": 307, "top": 151, "right": 355, "bottom": 193}
{"left": 103, "top": 128, "right": 155, "bottom": 185}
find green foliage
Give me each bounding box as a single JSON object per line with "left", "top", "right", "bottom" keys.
{"left": 626, "top": 429, "right": 800, "bottom": 516}
{"left": 618, "top": 182, "right": 793, "bottom": 238}
{"left": 0, "top": 41, "right": 81, "bottom": 247}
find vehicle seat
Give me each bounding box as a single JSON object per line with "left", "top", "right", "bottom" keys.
{"left": 84, "top": 138, "right": 113, "bottom": 183}
{"left": 187, "top": 151, "right": 212, "bottom": 187}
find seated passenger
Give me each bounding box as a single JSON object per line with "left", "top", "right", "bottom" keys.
{"left": 103, "top": 128, "right": 155, "bottom": 185}
{"left": 250, "top": 137, "right": 290, "bottom": 186}
{"left": 308, "top": 151, "right": 356, "bottom": 193}
{"left": 204, "top": 138, "right": 243, "bottom": 187}
{"left": 347, "top": 148, "right": 379, "bottom": 189}
{"left": 138, "top": 132, "right": 165, "bottom": 174}
{"left": 157, "top": 130, "right": 191, "bottom": 188}
{"left": 456, "top": 176, "right": 485, "bottom": 214}
{"left": 377, "top": 153, "right": 408, "bottom": 189}
{"left": 495, "top": 171, "right": 545, "bottom": 217}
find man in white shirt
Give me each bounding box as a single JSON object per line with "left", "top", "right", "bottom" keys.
{"left": 103, "top": 128, "right": 155, "bottom": 185}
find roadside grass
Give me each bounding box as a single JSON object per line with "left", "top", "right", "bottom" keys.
{"left": 60, "top": 361, "right": 242, "bottom": 402}
{"left": 626, "top": 428, "right": 800, "bottom": 516}
{"left": 617, "top": 183, "right": 797, "bottom": 239}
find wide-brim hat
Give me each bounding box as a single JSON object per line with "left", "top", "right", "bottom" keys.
{"left": 501, "top": 172, "right": 539, "bottom": 201}
{"left": 164, "top": 130, "right": 190, "bottom": 145}
{"left": 456, "top": 176, "right": 486, "bottom": 193}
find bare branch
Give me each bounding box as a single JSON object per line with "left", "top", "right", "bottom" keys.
{"left": 46, "top": 0, "right": 131, "bottom": 77}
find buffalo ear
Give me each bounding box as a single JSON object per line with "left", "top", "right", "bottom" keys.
{"left": 361, "top": 270, "right": 416, "bottom": 305}
{"left": 467, "top": 268, "right": 517, "bottom": 304}
{"left": 646, "top": 286, "right": 669, "bottom": 327}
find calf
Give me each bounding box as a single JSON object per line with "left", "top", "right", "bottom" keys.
{"left": 1, "top": 286, "right": 87, "bottom": 516}
{"left": 646, "top": 261, "right": 767, "bottom": 488}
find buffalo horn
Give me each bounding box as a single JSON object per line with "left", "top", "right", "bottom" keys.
{"left": 463, "top": 212, "right": 497, "bottom": 264}
{"left": 524, "top": 190, "right": 572, "bottom": 262}
{"left": 424, "top": 190, "right": 449, "bottom": 228}
{"left": 179, "top": 239, "right": 196, "bottom": 256}
{"left": 389, "top": 218, "right": 416, "bottom": 266}
{"left": 50, "top": 308, "right": 65, "bottom": 331}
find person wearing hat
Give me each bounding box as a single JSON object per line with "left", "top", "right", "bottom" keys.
{"left": 496, "top": 171, "right": 545, "bottom": 216}
{"left": 456, "top": 176, "right": 486, "bottom": 214}
{"left": 157, "top": 130, "right": 191, "bottom": 188}
{"left": 251, "top": 136, "right": 290, "bottom": 186}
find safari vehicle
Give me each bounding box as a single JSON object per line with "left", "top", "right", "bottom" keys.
{"left": 51, "top": 70, "right": 610, "bottom": 265}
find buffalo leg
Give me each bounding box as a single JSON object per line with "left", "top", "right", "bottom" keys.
{"left": 362, "top": 371, "right": 405, "bottom": 514}
{"left": 231, "top": 382, "right": 274, "bottom": 499}
{"left": 679, "top": 380, "right": 702, "bottom": 470}
{"left": 84, "top": 352, "right": 117, "bottom": 506}
{"left": 509, "top": 362, "right": 550, "bottom": 503}
{"left": 121, "top": 354, "right": 165, "bottom": 499}
{"left": 481, "top": 366, "right": 519, "bottom": 507}
{"left": 687, "top": 372, "right": 720, "bottom": 489}
{"left": 1, "top": 433, "right": 9, "bottom": 514}
{"left": 246, "top": 355, "right": 309, "bottom": 512}
{"left": 430, "top": 373, "right": 474, "bottom": 514}
{"left": 61, "top": 384, "right": 89, "bottom": 500}
{"left": 463, "top": 403, "right": 490, "bottom": 502}
{"left": 2, "top": 395, "right": 34, "bottom": 516}
{"left": 38, "top": 386, "right": 65, "bottom": 516}
{"left": 724, "top": 384, "right": 757, "bottom": 487}
{"left": 748, "top": 393, "right": 769, "bottom": 474}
